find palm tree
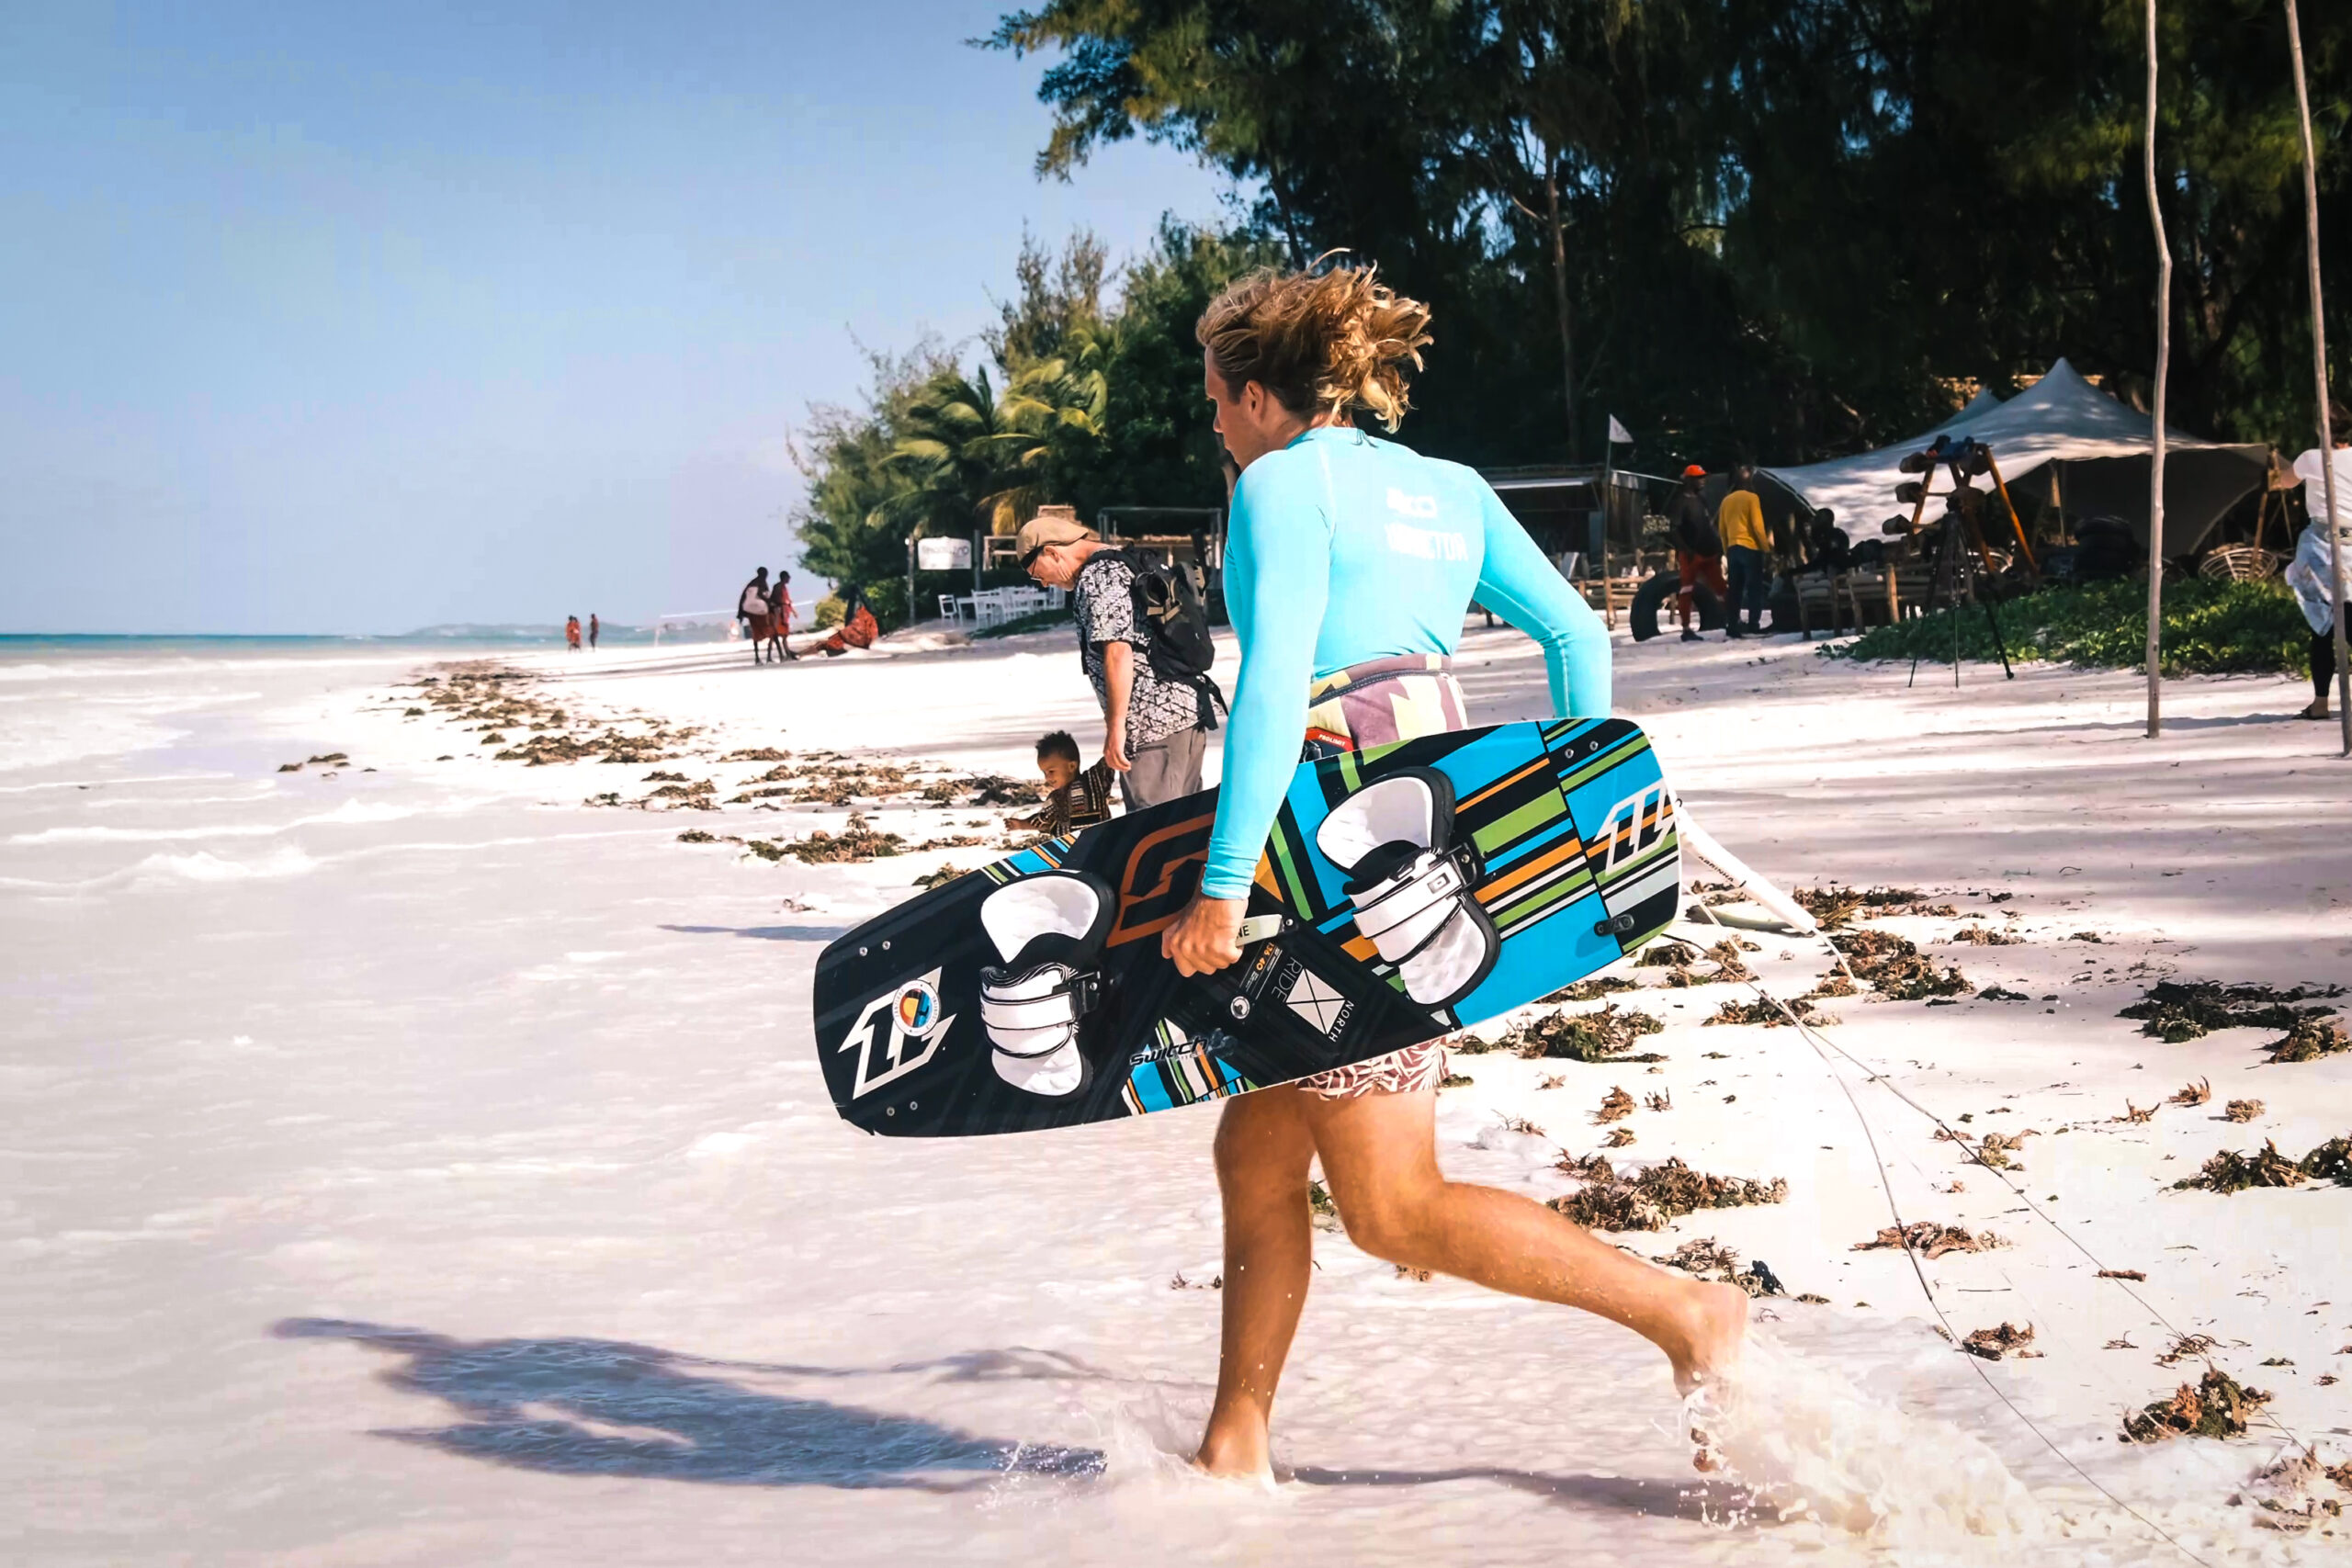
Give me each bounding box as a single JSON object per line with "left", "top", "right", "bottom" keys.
{"left": 885, "top": 334, "right": 1109, "bottom": 538}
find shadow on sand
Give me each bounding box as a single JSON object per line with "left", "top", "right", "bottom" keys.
{"left": 273, "top": 1319, "right": 1102, "bottom": 1491}
{"left": 277, "top": 1319, "right": 1774, "bottom": 1526}
{"left": 657, "top": 922, "right": 849, "bottom": 943}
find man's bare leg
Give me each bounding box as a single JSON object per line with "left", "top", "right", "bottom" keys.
{"left": 1304, "top": 1087, "right": 1748, "bottom": 1393}
{"left": 1195, "top": 1086, "right": 1317, "bottom": 1477}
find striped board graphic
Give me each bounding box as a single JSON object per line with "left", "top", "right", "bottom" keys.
{"left": 816, "top": 718, "right": 1682, "bottom": 1137}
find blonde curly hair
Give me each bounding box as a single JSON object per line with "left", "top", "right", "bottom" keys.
{"left": 1196, "top": 261, "right": 1434, "bottom": 433}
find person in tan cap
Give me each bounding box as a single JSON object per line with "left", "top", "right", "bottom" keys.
{"left": 1015, "top": 506, "right": 1206, "bottom": 808}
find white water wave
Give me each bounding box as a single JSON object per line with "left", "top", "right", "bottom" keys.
{"left": 130, "top": 847, "right": 321, "bottom": 884}
{"left": 1704, "top": 1335, "right": 2045, "bottom": 1548}
{"left": 10, "top": 797, "right": 426, "bottom": 845}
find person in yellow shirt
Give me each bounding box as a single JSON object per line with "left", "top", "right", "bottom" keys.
{"left": 1715, "top": 465, "right": 1770, "bottom": 638}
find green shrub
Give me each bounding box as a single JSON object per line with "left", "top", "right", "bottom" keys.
{"left": 1826, "top": 578, "right": 2311, "bottom": 677}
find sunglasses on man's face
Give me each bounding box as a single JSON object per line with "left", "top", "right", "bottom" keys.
{"left": 1020, "top": 546, "right": 1048, "bottom": 572}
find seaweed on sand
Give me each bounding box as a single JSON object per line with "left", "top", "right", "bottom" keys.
{"left": 1703, "top": 994, "right": 1820, "bottom": 1028}
{"left": 1852, "top": 1222, "right": 2007, "bottom": 1258}
{"left": 1962, "top": 1323, "right": 2041, "bottom": 1360}
{"left": 2267, "top": 1017, "right": 2350, "bottom": 1064}
{"left": 1792, "top": 885, "right": 1949, "bottom": 929}
{"left": 1502, "top": 1005, "right": 1667, "bottom": 1063}
{"left": 2120, "top": 1368, "right": 2270, "bottom": 1442}
{"left": 1830, "top": 930, "right": 1971, "bottom": 999}
{"left": 781, "top": 813, "right": 907, "bottom": 863}
{"left": 2169, "top": 1133, "right": 2352, "bottom": 1192}
{"left": 2118, "top": 979, "right": 2345, "bottom": 1044}
{"left": 1541, "top": 976, "right": 1638, "bottom": 1004}
{"left": 1547, "top": 1157, "right": 1789, "bottom": 1234}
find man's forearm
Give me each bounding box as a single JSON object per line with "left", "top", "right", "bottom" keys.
{"left": 1103, "top": 641, "right": 1135, "bottom": 728}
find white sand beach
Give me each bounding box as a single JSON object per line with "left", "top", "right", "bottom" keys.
{"left": 5, "top": 625, "right": 2348, "bottom": 1564}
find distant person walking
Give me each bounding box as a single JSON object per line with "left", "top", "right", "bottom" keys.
{"left": 2288, "top": 411, "right": 2352, "bottom": 721}
{"left": 564, "top": 615, "right": 582, "bottom": 652}
{"left": 1671, "top": 465, "right": 1727, "bottom": 642}
{"left": 588, "top": 613, "right": 599, "bottom": 650}
{"left": 764, "top": 571, "right": 798, "bottom": 663}
{"left": 739, "top": 568, "right": 774, "bottom": 664}
{"left": 1017, "top": 508, "right": 1207, "bottom": 809}
{"left": 1716, "top": 465, "right": 1770, "bottom": 638}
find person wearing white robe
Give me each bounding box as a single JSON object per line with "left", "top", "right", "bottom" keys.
{"left": 2287, "top": 434, "right": 2352, "bottom": 720}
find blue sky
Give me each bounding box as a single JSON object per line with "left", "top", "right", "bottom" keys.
{"left": 0, "top": 2, "right": 1229, "bottom": 634}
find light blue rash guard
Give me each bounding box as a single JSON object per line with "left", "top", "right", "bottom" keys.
{"left": 1203, "top": 425, "right": 1612, "bottom": 899}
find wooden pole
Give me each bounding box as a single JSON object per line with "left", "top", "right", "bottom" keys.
{"left": 1980, "top": 450, "right": 2041, "bottom": 580}
{"left": 2142, "top": 0, "right": 2172, "bottom": 739}
{"left": 2285, "top": 0, "right": 2350, "bottom": 754}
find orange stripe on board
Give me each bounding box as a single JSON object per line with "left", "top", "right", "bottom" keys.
{"left": 1474, "top": 839, "right": 1584, "bottom": 904}
{"left": 1457, "top": 758, "right": 1550, "bottom": 812}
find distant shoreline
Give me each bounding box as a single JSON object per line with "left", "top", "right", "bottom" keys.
{"left": 0, "top": 625, "right": 744, "bottom": 649}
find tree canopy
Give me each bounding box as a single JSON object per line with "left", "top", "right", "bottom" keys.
{"left": 988, "top": 0, "right": 2347, "bottom": 459}
{"left": 797, "top": 1, "right": 2348, "bottom": 619}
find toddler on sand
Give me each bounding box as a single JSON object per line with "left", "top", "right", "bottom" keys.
{"left": 1007, "top": 730, "right": 1115, "bottom": 839}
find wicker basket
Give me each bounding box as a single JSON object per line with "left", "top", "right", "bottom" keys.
{"left": 2197, "top": 545, "right": 2281, "bottom": 582}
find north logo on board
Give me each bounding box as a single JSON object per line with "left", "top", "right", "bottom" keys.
{"left": 1279, "top": 960, "right": 1353, "bottom": 1037}
{"left": 842, "top": 967, "right": 955, "bottom": 1100}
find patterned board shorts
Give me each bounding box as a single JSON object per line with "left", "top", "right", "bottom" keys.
{"left": 1292, "top": 653, "right": 1469, "bottom": 1101}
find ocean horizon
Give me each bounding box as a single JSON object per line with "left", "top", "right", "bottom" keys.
{"left": 0, "top": 621, "right": 742, "bottom": 653}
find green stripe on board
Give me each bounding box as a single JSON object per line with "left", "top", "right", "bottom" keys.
{"left": 1494, "top": 871, "right": 1594, "bottom": 930}
{"left": 1558, "top": 736, "right": 1651, "bottom": 796}
{"left": 1266, "top": 818, "right": 1316, "bottom": 913}
{"left": 1471, "top": 789, "right": 1566, "bottom": 854}
{"left": 1336, "top": 749, "right": 1362, "bottom": 792}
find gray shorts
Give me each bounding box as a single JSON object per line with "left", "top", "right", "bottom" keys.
{"left": 1120, "top": 727, "right": 1205, "bottom": 810}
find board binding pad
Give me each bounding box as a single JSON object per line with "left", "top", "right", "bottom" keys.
{"left": 814, "top": 717, "right": 1680, "bottom": 1137}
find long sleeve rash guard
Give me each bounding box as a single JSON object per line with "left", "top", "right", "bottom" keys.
{"left": 1202, "top": 426, "right": 1611, "bottom": 899}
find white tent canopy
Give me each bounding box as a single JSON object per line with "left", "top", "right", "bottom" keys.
{"left": 1759, "top": 359, "right": 2269, "bottom": 556}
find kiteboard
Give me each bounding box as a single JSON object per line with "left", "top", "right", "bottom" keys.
{"left": 813, "top": 717, "right": 1681, "bottom": 1137}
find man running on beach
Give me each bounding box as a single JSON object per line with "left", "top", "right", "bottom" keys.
{"left": 1016, "top": 506, "right": 1206, "bottom": 809}
{"left": 588, "top": 613, "right": 599, "bottom": 650}
{"left": 1152, "top": 263, "right": 1748, "bottom": 1479}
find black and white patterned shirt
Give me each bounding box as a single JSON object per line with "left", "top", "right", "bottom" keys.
{"left": 1073, "top": 552, "right": 1199, "bottom": 747}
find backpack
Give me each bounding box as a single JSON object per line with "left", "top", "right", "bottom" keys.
{"left": 1109, "top": 551, "right": 1227, "bottom": 729}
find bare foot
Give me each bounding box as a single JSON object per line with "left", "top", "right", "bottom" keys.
{"left": 2301, "top": 701, "right": 2332, "bottom": 721}
{"left": 1669, "top": 1280, "right": 1751, "bottom": 1397}
{"left": 1193, "top": 1423, "right": 1273, "bottom": 1480}
{"left": 1670, "top": 1281, "right": 1750, "bottom": 1473}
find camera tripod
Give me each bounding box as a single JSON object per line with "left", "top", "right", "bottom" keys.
{"left": 1904, "top": 498, "right": 2016, "bottom": 687}
{"left": 1886, "top": 436, "right": 2023, "bottom": 688}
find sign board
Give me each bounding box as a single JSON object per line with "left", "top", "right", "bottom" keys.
{"left": 915, "top": 537, "right": 972, "bottom": 571}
